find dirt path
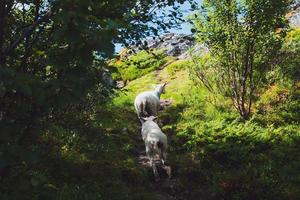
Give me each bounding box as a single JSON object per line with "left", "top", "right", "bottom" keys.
{"left": 154, "top": 67, "right": 164, "bottom": 82}
{"left": 137, "top": 138, "right": 180, "bottom": 200}
{"left": 135, "top": 65, "right": 183, "bottom": 200}
{"left": 154, "top": 59, "right": 177, "bottom": 82}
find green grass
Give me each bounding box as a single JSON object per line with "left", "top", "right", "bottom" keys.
{"left": 5, "top": 33, "right": 299, "bottom": 200}
{"left": 108, "top": 46, "right": 300, "bottom": 199}
{"left": 160, "top": 76, "right": 300, "bottom": 200}
{"left": 109, "top": 49, "right": 172, "bottom": 81}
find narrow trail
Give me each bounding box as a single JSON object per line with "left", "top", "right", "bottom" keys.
{"left": 154, "top": 67, "right": 164, "bottom": 82}
{"left": 154, "top": 58, "right": 177, "bottom": 82}
{"left": 136, "top": 130, "right": 180, "bottom": 200}
{"left": 134, "top": 65, "right": 183, "bottom": 200}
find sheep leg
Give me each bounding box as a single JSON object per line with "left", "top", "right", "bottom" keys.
{"left": 152, "top": 162, "right": 160, "bottom": 182}
{"left": 160, "top": 149, "right": 171, "bottom": 178}
{"left": 158, "top": 144, "right": 167, "bottom": 165}
{"left": 161, "top": 151, "right": 171, "bottom": 179}
{"left": 146, "top": 146, "right": 160, "bottom": 181}
{"left": 162, "top": 151, "right": 167, "bottom": 164}
{"left": 165, "top": 166, "right": 172, "bottom": 179}
{"left": 146, "top": 146, "right": 152, "bottom": 166}
{"left": 159, "top": 149, "right": 165, "bottom": 165}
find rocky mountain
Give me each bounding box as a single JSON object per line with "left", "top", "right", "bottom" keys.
{"left": 120, "top": 33, "right": 211, "bottom": 62}
{"left": 108, "top": 6, "right": 300, "bottom": 88}
{"left": 288, "top": 2, "right": 300, "bottom": 28}
{"left": 120, "top": 7, "right": 300, "bottom": 61}
{"left": 123, "top": 4, "right": 300, "bottom": 59}
{"left": 119, "top": 33, "right": 199, "bottom": 60}
{"left": 146, "top": 33, "right": 195, "bottom": 57}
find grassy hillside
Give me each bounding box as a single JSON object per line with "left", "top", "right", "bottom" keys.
{"left": 104, "top": 29, "right": 300, "bottom": 200}
{"left": 2, "top": 30, "right": 299, "bottom": 200}
{"left": 3, "top": 2, "right": 299, "bottom": 200}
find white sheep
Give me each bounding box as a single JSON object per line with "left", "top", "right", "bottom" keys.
{"left": 141, "top": 116, "right": 168, "bottom": 181}
{"left": 134, "top": 83, "right": 166, "bottom": 123}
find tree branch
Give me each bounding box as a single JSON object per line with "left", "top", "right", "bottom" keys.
{"left": 2, "top": 9, "right": 52, "bottom": 58}
{"left": 0, "top": 1, "right": 6, "bottom": 62}
{"left": 19, "top": 0, "right": 41, "bottom": 71}
{"left": 0, "top": 0, "right": 14, "bottom": 65}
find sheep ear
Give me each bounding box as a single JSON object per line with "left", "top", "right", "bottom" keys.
{"left": 140, "top": 117, "right": 147, "bottom": 122}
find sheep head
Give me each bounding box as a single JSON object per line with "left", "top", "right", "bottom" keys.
{"left": 141, "top": 116, "right": 158, "bottom": 122}
{"left": 155, "top": 82, "right": 167, "bottom": 94}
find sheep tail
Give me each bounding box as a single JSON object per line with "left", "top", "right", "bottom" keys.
{"left": 140, "top": 100, "right": 148, "bottom": 117}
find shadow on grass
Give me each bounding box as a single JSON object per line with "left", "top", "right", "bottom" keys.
{"left": 0, "top": 103, "right": 156, "bottom": 200}
{"left": 168, "top": 125, "right": 300, "bottom": 200}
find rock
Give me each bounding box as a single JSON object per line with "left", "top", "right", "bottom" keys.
{"left": 122, "top": 33, "right": 196, "bottom": 59}
{"left": 288, "top": 6, "right": 300, "bottom": 28}
{"left": 115, "top": 80, "right": 126, "bottom": 89}
{"left": 178, "top": 43, "right": 209, "bottom": 60}
{"left": 101, "top": 68, "right": 114, "bottom": 88}
{"left": 158, "top": 34, "right": 195, "bottom": 57}
{"left": 290, "top": 0, "right": 300, "bottom": 10}
{"left": 160, "top": 99, "right": 173, "bottom": 110}
{"left": 122, "top": 127, "right": 128, "bottom": 134}
{"left": 118, "top": 4, "right": 300, "bottom": 62}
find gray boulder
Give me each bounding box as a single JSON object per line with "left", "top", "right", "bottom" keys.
{"left": 289, "top": 7, "right": 300, "bottom": 28}
{"left": 101, "top": 68, "right": 115, "bottom": 88}
{"left": 123, "top": 33, "right": 196, "bottom": 59}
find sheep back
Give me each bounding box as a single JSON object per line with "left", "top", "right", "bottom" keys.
{"left": 134, "top": 91, "right": 160, "bottom": 118}
{"left": 142, "top": 121, "right": 167, "bottom": 150}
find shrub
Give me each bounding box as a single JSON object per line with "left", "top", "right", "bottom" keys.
{"left": 163, "top": 80, "right": 300, "bottom": 200}
{"left": 166, "top": 60, "right": 193, "bottom": 76}
{"left": 279, "top": 29, "right": 300, "bottom": 81}
{"left": 111, "top": 49, "right": 169, "bottom": 81}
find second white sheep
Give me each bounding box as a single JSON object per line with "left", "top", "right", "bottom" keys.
{"left": 141, "top": 116, "right": 168, "bottom": 181}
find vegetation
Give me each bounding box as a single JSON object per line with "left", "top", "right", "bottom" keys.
{"left": 105, "top": 35, "right": 300, "bottom": 198}
{"left": 169, "top": 76, "right": 300, "bottom": 200}
{"left": 191, "top": 0, "right": 290, "bottom": 119}
{"left": 0, "top": 0, "right": 299, "bottom": 200}
{"left": 110, "top": 49, "right": 170, "bottom": 81}
{"left": 279, "top": 28, "right": 300, "bottom": 81}
{"left": 0, "top": 0, "right": 196, "bottom": 199}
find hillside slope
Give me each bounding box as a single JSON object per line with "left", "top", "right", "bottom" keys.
{"left": 106, "top": 42, "right": 300, "bottom": 199}
{"left": 103, "top": 25, "right": 300, "bottom": 199}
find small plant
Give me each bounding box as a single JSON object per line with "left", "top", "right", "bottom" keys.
{"left": 279, "top": 28, "right": 300, "bottom": 81}
{"left": 111, "top": 49, "right": 169, "bottom": 81}
{"left": 166, "top": 60, "right": 193, "bottom": 76}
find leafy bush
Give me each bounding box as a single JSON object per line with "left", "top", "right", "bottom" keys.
{"left": 111, "top": 49, "right": 169, "bottom": 81}
{"left": 192, "top": 0, "right": 290, "bottom": 119}
{"left": 160, "top": 77, "right": 300, "bottom": 200}
{"left": 279, "top": 29, "right": 300, "bottom": 81}
{"left": 166, "top": 60, "right": 193, "bottom": 76}
{"left": 254, "top": 83, "right": 300, "bottom": 126}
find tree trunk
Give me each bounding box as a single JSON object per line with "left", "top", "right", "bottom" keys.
{"left": 0, "top": 1, "right": 6, "bottom": 65}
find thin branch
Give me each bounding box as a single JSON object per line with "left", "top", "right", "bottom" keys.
{"left": 19, "top": 0, "right": 41, "bottom": 71}
{"left": 2, "top": 9, "right": 52, "bottom": 57}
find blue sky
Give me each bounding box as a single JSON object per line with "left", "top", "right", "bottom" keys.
{"left": 168, "top": 0, "right": 201, "bottom": 34}
{"left": 114, "top": 0, "right": 202, "bottom": 53}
